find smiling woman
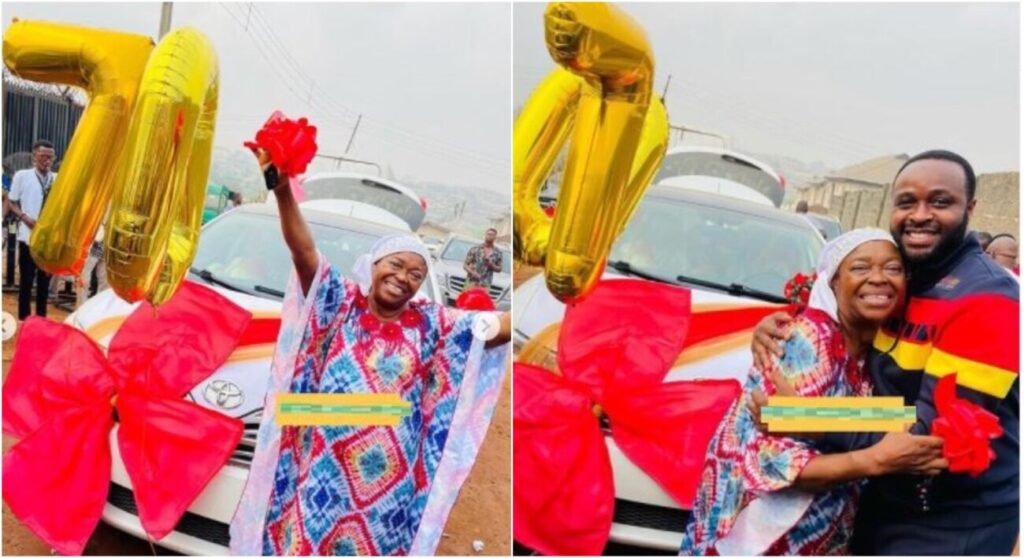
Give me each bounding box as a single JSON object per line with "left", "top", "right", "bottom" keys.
{"left": 227, "top": 145, "right": 512, "bottom": 556}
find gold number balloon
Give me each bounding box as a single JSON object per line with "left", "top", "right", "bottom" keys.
{"left": 106, "top": 27, "right": 219, "bottom": 305}
{"left": 3, "top": 21, "right": 218, "bottom": 305}
{"left": 513, "top": 3, "right": 668, "bottom": 303}
{"left": 3, "top": 20, "right": 153, "bottom": 277}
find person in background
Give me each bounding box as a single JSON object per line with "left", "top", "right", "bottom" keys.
{"left": 795, "top": 200, "right": 809, "bottom": 214}
{"left": 985, "top": 233, "right": 1018, "bottom": 274}
{"left": 976, "top": 230, "right": 993, "bottom": 251}
{"left": 8, "top": 140, "right": 56, "bottom": 320}
{"left": 3, "top": 170, "right": 16, "bottom": 288}
{"left": 464, "top": 227, "right": 503, "bottom": 289}
{"left": 77, "top": 224, "right": 108, "bottom": 308}
{"left": 227, "top": 190, "right": 243, "bottom": 210}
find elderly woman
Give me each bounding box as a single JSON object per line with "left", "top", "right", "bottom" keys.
{"left": 229, "top": 150, "right": 510, "bottom": 556}
{"left": 680, "top": 229, "right": 947, "bottom": 556}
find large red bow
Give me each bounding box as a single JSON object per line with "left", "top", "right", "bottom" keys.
{"left": 3, "top": 282, "right": 252, "bottom": 555}
{"left": 932, "top": 374, "right": 1003, "bottom": 477}
{"left": 514, "top": 280, "right": 782, "bottom": 556}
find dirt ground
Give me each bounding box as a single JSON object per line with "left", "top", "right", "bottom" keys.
{"left": 1, "top": 288, "right": 510, "bottom": 556}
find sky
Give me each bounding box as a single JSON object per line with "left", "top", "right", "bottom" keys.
{"left": 3, "top": 2, "right": 511, "bottom": 194}
{"left": 514, "top": 2, "right": 1020, "bottom": 174}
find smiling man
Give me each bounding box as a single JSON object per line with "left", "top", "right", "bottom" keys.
{"left": 753, "top": 150, "right": 1019, "bottom": 555}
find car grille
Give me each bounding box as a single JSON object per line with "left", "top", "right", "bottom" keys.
{"left": 612, "top": 498, "right": 689, "bottom": 533}
{"left": 228, "top": 418, "right": 260, "bottom": 468}
{"left": 107, "top": 483, "right": 230, "bottom": 547}
{"left": 448, "top": 275, "right": 503, "bottom": 301}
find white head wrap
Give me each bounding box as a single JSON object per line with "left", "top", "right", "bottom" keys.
{"left": 807, "top": 228, "right": 898, "bottom": 322}
{"left": 352, "top": 234, "right": 432, "bottom": 296}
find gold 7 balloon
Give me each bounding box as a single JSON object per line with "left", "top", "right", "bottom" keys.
{"left": 513, "top": 3, "right": 668, "bottom": 303}
{"left": 4, "top": 20, "right": 218, "bottom": 305}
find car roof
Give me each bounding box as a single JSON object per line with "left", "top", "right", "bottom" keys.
{"left": 236, "top": 201, "right": 410, "bottom": 237}
{"left": 662, "top": 145, "right": 782, "bottom": 182}
{"left": 304, "top": 172, "right": 422, "bottom": 204}
{"left": 645, "top": 183, "right": 818, "bottom": 229}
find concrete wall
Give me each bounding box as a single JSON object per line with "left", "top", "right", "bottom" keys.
{"left": 819, "top": 172, "right": 1019, "bottom": 237}
{"left": 971, "top": 173, "right": 1020, "bottom": 238}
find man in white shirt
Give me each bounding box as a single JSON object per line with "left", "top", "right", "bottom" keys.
{"left": 8, "top": 140, "right": 56, "bottom": 320}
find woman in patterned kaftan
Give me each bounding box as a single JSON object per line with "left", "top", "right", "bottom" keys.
{"left": 229, "top": 149, "right": 511, "bottom": 556}
{"left": 680, "top": 229, "right": 949, "bottom": 555}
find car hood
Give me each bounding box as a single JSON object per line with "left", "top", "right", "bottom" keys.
{"left": 68, "top": 280, "right": 282, "bottom": 425}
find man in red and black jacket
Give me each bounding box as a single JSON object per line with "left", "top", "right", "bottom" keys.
{"left": 752, "top": 150, "right": 1019, "bottom": 555}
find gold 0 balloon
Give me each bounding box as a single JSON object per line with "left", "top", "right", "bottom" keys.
{"left": 3, "top": 21, "right": 153, "bottom": 276}
{"left": 512, "top": 68, "right": 584, "bottom": 266}
{"left": 106, "top": 27, "right": 218, "bottom": 305}
{"left": 512, "top": 2, "right": 669, "bottom": 303}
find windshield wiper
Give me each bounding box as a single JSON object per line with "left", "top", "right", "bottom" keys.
{"left": 607, "top": 260, "right": 682, "bottom": 286}
{"left": 675, "top": 273, "right": 789, "bottom": 304}
{"left": 188, "top": 267, "right": 250, "bottom": 295}
{"left": 254, "top": 285, "right": 285, "bottom": 298}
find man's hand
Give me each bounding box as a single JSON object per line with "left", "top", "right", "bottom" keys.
{"left": 19, "top": 214, "right": 36, "bottom": 229}
{"left": 866, "top": 429, "right": 947, "bottom": 476}
{"left": 752, "top": 311, "right": 795, "bottom": 370}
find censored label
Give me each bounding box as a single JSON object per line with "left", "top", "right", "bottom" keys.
{"left": 276, "top": 393, "right": 412, "bottom": 426}
{"left": 763, "top": 396, "right": 916, "bottom": 432}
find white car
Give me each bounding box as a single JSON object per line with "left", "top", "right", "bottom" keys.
{"left": 433, "top": 233, "right": 511, "bottom": 307}
{"left": 654, "top": 145, "right": 786, "bottom": 207}
{"left": 513, "top": 184, "right": 823, "bottom": 552}
{"left": 68, "top": 200, "right": 443, "bottom": 555}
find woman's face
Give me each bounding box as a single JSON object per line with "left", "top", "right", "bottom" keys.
{"left": 832, "top": 240, "right": 906, "bottom": 327}
{"left": 371, "top": 252, "right": 427, "bottom": 309}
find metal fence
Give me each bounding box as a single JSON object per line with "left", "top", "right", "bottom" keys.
{"left": 2, "top": 81, "right": 84, "bottom": 174}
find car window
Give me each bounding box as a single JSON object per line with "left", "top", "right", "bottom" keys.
{"left": 608, "top": 195, "right": 821, "bottom": 297}
{"left": 191, "top": 212, "right": 436, "bottom": 301}
{"left": 655, "top": 152, "right": 784, "bottom": 206}
{"left": 441, "top": 239, "right": 476, "bottom": 262}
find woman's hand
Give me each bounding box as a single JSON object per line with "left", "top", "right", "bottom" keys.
{"left": 752, "top": 311, "right": 795, "bottom": 370}
{"left": 865, "top": 430, "right": 948, "bottom": 476}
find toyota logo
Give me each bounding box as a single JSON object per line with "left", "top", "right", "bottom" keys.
{"left": 203, "top": 380, "right": 244, "bottom": 410}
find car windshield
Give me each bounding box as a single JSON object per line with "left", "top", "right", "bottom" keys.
{"left": 441, "top": 239, "right": 511, "bottom": 273}
{"left": 655, "top": 152, "right": 784, "bottom": 206}
{"left": 301, "top": 176, "right": 424, "bottom": 229}
{"left": 807, "top": 215, "right": 843, "bottom": 240}
{"left": 191, "top": 211, "right": 437, "bottom": 301}
{"left": 608, "top": 195, "right": 821, "bottom": 298}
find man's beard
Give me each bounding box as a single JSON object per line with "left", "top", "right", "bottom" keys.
{"left": 894, "top": 214, "right": 969, "bottom": 269}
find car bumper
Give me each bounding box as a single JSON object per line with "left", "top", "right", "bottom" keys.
{"left": 101, "top": 426, "right": 248, "bottom": 555}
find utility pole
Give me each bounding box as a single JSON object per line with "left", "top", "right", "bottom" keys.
{"left": 344, "top": 114, "right": 362, "bottom": 154}
{"left": 158, "top": 2, "right": 173, "bottom": 39}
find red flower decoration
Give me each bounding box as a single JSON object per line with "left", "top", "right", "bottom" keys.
{"left": 784, "top": 271, "right": 817, "bottom": 306}
{"left": 400, "top": 309, "right": 422, "bottom": 328}
{"left": 932, "top": 374, "right": 1003, "bottom": 477}
{"left": 358, "top": 313, "right": 381, "bottom": 333}
{"left": 381, "top": 322, "right": 403, "bottom": 340}
{"left": 243, "top": 111, "right": 318, "bottom": 175}
{"left": 354, "top": 292, "right": 369, "bottom": 310}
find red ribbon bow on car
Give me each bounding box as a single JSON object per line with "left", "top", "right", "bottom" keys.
{"left": 3, "top": 282, "right": 253, "bottom": 555}
{"left": 932, "top": 374, "right": 1003, "bottom": 477}
{"left": 514, "top": 279, "right": 784, "bottom": 556}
